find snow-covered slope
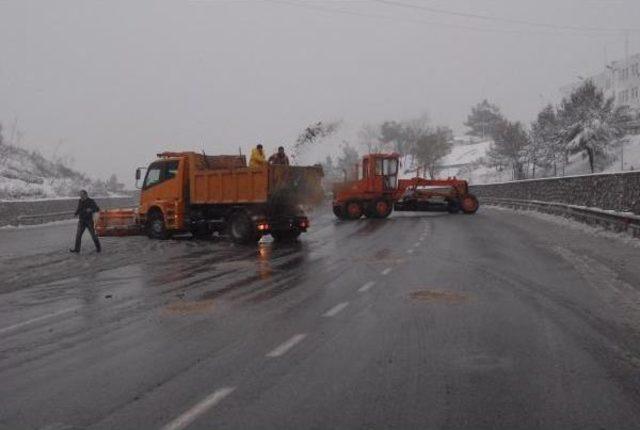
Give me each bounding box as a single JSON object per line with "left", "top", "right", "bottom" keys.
{"left": 0, "top": 143, "right": 117, "bottom": 201}
{"left": 443, "top": 135, "right": 640, "bottom": 184}
{"left": 438, "top": 139, "right": 493, "bottom": 179}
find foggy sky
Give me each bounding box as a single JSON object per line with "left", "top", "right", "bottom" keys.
{"left": 1, "top": 0, "right": 639, "bottom": 185}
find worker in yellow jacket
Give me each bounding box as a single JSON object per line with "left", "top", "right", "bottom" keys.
{"left": 249, "top": 144, "right": 267, "bottom": 168}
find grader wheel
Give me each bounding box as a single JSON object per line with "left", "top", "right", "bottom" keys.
{"left": 373, "top": 199, "right": 392, "bottom": 218}
{"left": 461, "top": 194, "right": 479, "bottom": 214}
{"left": 345, "top": 200, "right": 363, "bottom": 220}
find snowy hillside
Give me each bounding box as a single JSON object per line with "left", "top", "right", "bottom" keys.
{"left": 441, "top": 135, "right": 640, "bottom": 184}
{"left": 438, "top": 139, "right": 493, "bottom": 179}
{"left": 0, "top": 143, "right": 121, "bottom": 201}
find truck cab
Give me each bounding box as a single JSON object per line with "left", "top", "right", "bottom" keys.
{"left": 136, "top": 155, "right": 187, "bottom": 238}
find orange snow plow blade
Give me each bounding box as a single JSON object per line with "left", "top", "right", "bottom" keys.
{"left": 96, "top": 209, "right": 143, "bottom": 237}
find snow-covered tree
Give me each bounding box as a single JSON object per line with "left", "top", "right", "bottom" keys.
{"left": 557, "top": 80, "right": 630, "bottom": 173}
{"left": 464, "top": 100, "right": 504, "bottom": 139}
{"left": 530, "top": 104, "right": 562, "bottom": 177}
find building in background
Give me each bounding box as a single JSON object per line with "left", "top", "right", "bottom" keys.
{"left": 561, "top": 52, "right": 640, "bottom": 112}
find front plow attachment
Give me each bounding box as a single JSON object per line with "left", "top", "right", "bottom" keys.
{"left": 96, "top": 209, "right": 143, "bottom": 237}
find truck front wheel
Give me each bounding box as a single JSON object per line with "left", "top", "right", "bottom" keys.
{"left": 147, "top": 212, "right": 170, "bottom": 240}
{"left": 229, "top": 212, "right": 260, "bottom": 244}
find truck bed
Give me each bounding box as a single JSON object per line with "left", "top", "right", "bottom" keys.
{"left": 189, "top": 164, "right": 323, "bottom": 206}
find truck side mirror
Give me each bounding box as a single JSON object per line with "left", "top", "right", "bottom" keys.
{"left": 135, "top": 168, "right": 141, "bottom": 181}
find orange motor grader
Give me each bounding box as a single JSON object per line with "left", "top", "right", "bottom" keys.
{"left": 332, "top": 153, "right": 479, "bottom": 220}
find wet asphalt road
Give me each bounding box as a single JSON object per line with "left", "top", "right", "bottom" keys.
{"left": 1, "top": 207, "right": 640, "bottom": 430}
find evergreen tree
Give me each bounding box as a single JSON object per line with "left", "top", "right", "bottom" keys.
{"left": 464, "top": 100, "right": 504, "bottom": 139}
{"left": 557, "top": 80, "right": 630, "bottom": 173}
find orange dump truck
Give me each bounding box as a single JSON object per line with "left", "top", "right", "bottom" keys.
{"left": 96, "top": 151, "right": 324, "bottom": 243}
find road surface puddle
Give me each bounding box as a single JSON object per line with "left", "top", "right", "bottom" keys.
{"left": 410, "top": 289, "right": 469, "bottom": 304}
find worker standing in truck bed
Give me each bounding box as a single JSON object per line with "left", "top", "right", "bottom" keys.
{"left": 268, "top": 146, "right": 290, "bottom": 165}
{"left": 249, "top": 144, "right": 267, "bottom": 167}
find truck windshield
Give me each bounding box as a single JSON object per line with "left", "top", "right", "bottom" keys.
{"left": 143, "top": 160, "right": 179, "bottom": 189}
{"left": 144, "top": 164, "right": 162, "bottom": 188}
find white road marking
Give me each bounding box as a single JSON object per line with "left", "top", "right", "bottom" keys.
{"left": 358, "top": 281, "right": 375, "bottom": 292}
{"left": 161, "top": 387, "right": 236, "bottom": 430}
{"left": 323, "top": 302, "right": 349, "bottom": 317}
{"left": 413, "top": 242, "right": 420, "bottom": 248}
{"left": 381, "top": 267, "right": 392, "bottom": 275}
{"left": 407, "top": 249, "right": 414, "bottom": 254}
{"left": 0, "top": 306, "right": 81, "bottom": 335}
{"left": 266, "top": 333, "right": 307, "bottom": 357}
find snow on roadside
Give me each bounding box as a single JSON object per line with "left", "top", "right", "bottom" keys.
{"left": 485, "top": 204, "right": 640, "bottom": 248}
{"left": 0, "top": 218, "right": 77, "bottom": 230}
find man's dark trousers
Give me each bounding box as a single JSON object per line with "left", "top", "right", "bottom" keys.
{"left": 74, "top": 219, "right": 101, "bottom": 252}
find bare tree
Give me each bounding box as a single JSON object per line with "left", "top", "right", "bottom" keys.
{"left": 412, "top": 126, "right": 454, "bottom": 179}
{"left": 336, "top": 142, "right": 360, "bottom": 180}
{"left": 491, "top": 119, "right": 530, "bottom": 180}
{"left": 357, "top": 123, "right": 387, "bottom": 153}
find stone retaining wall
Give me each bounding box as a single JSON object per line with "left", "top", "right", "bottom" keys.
{"left": 470, "top": 171, "right": 640, "bottom": 215}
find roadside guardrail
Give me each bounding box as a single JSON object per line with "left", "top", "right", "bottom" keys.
{"left": 14, "top": 211, "right": 76, "bottom": 226}
{"left": 483, "top": 197, "right": 640, "bottom": 238}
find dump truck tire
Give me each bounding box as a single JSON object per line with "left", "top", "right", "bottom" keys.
{"left": 190, "top": 225, "right": 212, "bottom": 239}
{"left": 147, "top": 211, "right": 170, "bottom": 240}
{"left": 229, "top": 211, "right": 260, "bottom": 244}
{"left": 345, "top": 200, "right": 363, "bottom": 220}
{"left": 461, "top": 194, "right": 479, "bottom": 214}
{"left": 271, "top": 229, "right": 301, "bottom": 242}
{"left": 373, "top": 199, "right": 392, "bottom": 218}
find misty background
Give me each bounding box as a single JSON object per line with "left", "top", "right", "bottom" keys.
{"left": 1, "top": 0, "right": 639, "bottom": 186}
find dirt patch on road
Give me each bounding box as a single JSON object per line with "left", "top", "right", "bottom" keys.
{"left": 163, "top": 299, "right": 216, "bottom": 316}
{"left": 410, "top": 289, "right": 469, "bottom": 304}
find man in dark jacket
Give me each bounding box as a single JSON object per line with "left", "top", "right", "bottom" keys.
{"left": 268, "top": 146, "right": 290, "bottom": 165}
{"left": 70, "top": 190, "right": 101, "bottom": 253}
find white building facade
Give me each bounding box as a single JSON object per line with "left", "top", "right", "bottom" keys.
{"left": 561, "top": 53, "right": 640, "bottom": 113}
